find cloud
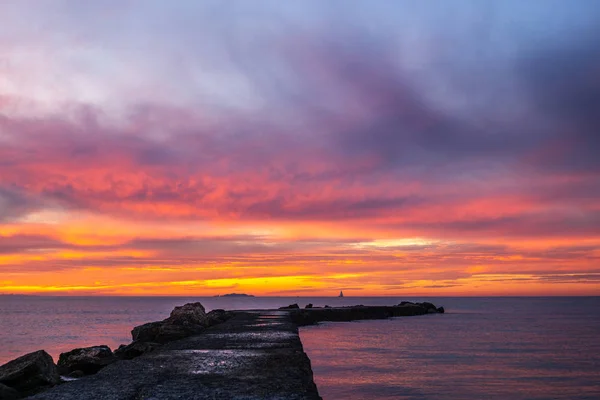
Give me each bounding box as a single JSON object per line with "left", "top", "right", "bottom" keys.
{"left": 0, "top": 186, "right": 45, "bottom": 222}
{"left": 0, "top": 234, "right": 65, "bottom": 254}
{"left": 1, "top": 1, "right": 599, "bottom": 294}
{"left": 518, "top": 26, "right": 600, "bottom": 173}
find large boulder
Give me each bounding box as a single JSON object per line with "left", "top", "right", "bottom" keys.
{"left": 167, "top": 302, "right": 207, "bottom": 326}
{"left": 115, "top": 342, "right": 162, "bottom": 360}
{"left": 0, "top": 383, "right": 19, "bottom": 400}
{"left": 131, "top": 302, "right": 209, "bottom": 344}
{"left": 0, "top": 350, "right": 60, "bottom": 396}
{"left": 57, "top": 345, "right": 116, "bottom": 376}
{"left": 131, "top": 321, "right": 163, "bottom": 342}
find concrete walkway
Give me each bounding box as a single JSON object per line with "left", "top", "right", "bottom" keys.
{"left": 31, "top": 311, "right": 322, "bottom": 400}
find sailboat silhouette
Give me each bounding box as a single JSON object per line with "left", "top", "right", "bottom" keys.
{"left": 338, "top": 290, "right": 344, "bottom": 298}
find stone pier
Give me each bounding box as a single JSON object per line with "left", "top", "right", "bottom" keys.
{"left": 31, "top": 311, "right": 322, "bottom": 400}
{"left": 17, "top": 302, "right": 443, "bottom": 400}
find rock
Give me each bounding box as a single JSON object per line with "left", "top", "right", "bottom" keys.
{"left": 131, "top": 303, "right": 209, "bottom": 344}
{"left": 0, "top": 383, "right": 19, "bottom": 400}
{"left": 115, "top": 342, "right": 162, "bottom": 360}
{"left": 417, "top": 302, "right": 438, "bottom": 312}
{"left": 305, "top": 304, "right": 313, "bottom": 309}
{"left": 167, "top": 302, "right": 208, "bottom": 326}
{"left": 0, "top": 350, "right": 60, "bottom": 396}
{"left": 131, "top": 321, "right": 163, "bottom": 342}
{"left": 278, "top": 303, "right": 300, "bottom": 310}
{"left": 324, "top": 305, "right": 331, "bottom": 308}
{"left": 397, "top": 301, "right": 444, "bottom": 313}
{"left": 66, "top": 370, "right": 85, "bottom": 379}
{"left": 205, "top": 309, "right": 233, "bottom": 326}
{"left": 155, "top": 324, "right": 203, "bottom": 343}
{"left": 57, "top": 345, "right": 116, "bottom": 376}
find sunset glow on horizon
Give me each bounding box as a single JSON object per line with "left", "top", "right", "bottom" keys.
{"left": 1, "top": 1, "right": 599, "bottom": 296}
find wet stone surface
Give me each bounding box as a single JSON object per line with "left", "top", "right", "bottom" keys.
{"left": 30, "top": 311, "right": 322, "bottom": 400}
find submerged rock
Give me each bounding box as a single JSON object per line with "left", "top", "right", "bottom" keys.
{"left": 0, "top": 350, "right": 60, "bottom": 396}
{"left": 0, "top": 383, "right": 19, "bottom": 400}
{"left": 57, "top": 345, "right": 116, "bottom": 376}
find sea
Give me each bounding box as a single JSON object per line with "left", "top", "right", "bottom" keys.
{"left": 0, "top": 296, "right": 599, "bottom": 399}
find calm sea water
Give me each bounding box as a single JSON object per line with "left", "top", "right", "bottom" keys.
{"left": 300, "top": 297, "right": 600, "bottom": 400}
{"left": 1, "top": 296, "right": 599, "bottom": 399}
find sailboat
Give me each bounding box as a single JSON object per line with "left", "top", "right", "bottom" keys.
{"left": 338, "top": 290, "right": 344, "bottom": 298}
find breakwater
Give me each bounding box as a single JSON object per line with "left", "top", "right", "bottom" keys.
{"left": 0, "top": 302, "right": 443, "bottom": 400}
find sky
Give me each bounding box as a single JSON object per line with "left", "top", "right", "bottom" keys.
{"left": 0, "top": 0, "right": 599, "bottom": 296}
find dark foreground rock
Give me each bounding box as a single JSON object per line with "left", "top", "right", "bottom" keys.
{"left": 30, "top": 311, "right": 322, "bottom": 400}
{"left": 114, "top": 341, "right": 162, "bottom": 360}
{"left": 57, "top": 346, "right": 116, "bottom": 376}
{"left": 0, "top": 350, "right": 60, "bottom": 397}
{"left": 0, "top": 383, "right": 19, "bottom": 400}
{"left": 290, "top": 303, "right": 444, "bottom": 326}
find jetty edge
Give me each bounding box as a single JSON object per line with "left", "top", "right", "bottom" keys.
{"left": 0, "top": 301, "right": 444, "bottom": 400}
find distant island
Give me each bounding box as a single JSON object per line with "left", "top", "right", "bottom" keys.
{"left": 213, "top": 293, "right": 255, "bottom": 297}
